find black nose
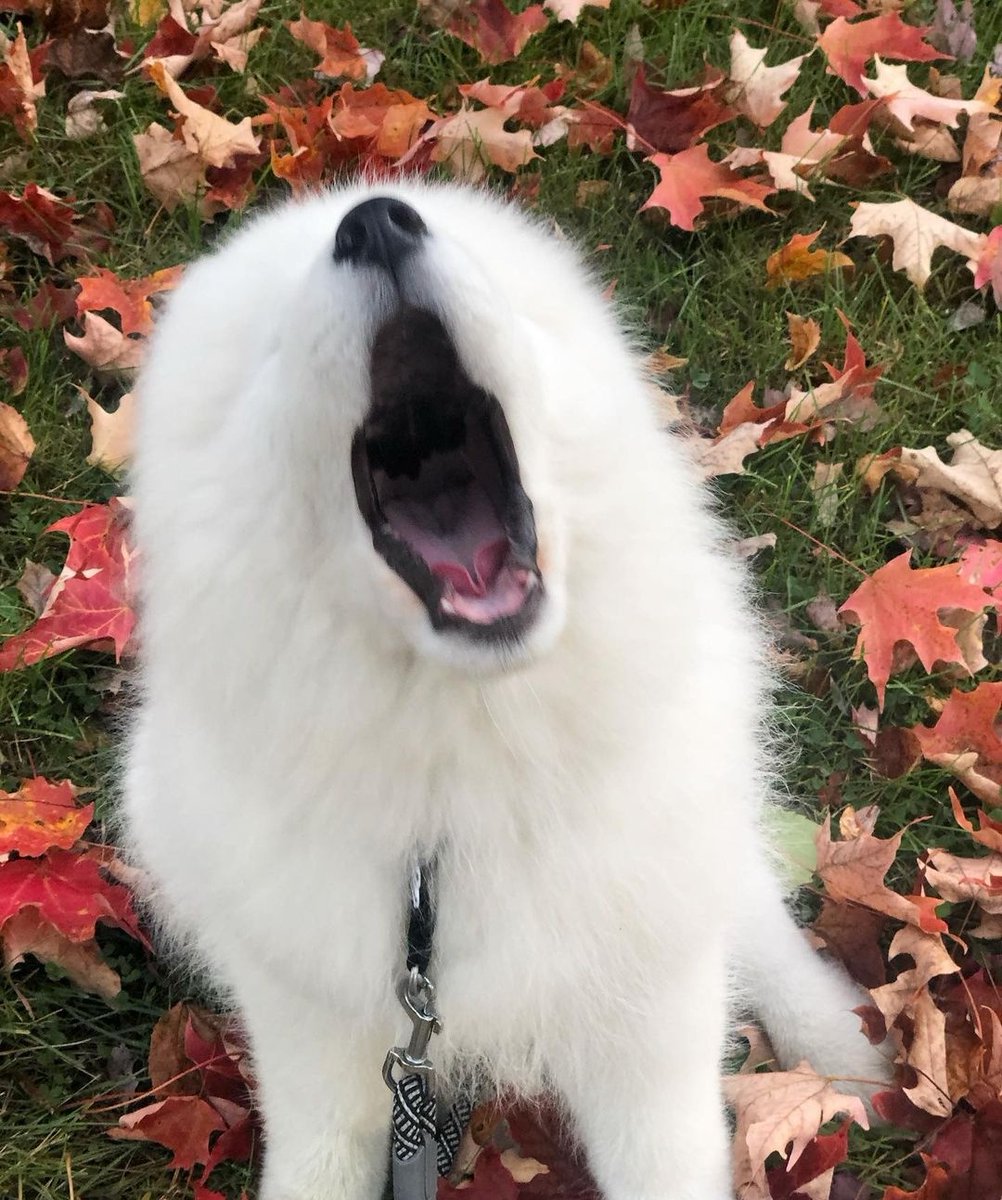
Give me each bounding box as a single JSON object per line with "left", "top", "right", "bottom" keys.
{"left": 333, "top": 197, "right": 427, "bottom": 274}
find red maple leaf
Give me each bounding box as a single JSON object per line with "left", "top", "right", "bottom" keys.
{"left": 2, "top": 279, "right": 79, "bottom": 330}
{"left": 0, "top": 776, "right": 93, "bottom": 858}
{"left": 75, "top": 265, "right": 183, "bottom": 336}
{"left": 817, "top": 13, "right": 945, "bottom": 96}
{"left": 110, "top": 1096, "right": 228, "bottom": 1171}
{"left": 642, "top": 144, "right": 776, "bottom": 231}
{"left": 0, "top": 498, "right": 135, "bottom": 671}
{"left": 767, "top": 1118, "right": 851, "bottom": 1198}
{"left": 444, "top": 0, "right": 548, "bottom": 66}
{"left": 959, "top": 542, "right": 1002, "bottom": 598}
{"left": 0, "top": 847, "right": 146, "bottom": 944}
{"left": 626, "top": 64, "right": 735, "bottom": 154}
{"left": 838, "top": 552, "right": 995, "bottom": 708}
{"left": 0, "top": 184, "right": 82, "bottom": 263}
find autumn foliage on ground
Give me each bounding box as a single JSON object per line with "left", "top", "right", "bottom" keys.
{"left": 1, "top": 0, "right": 1001, "bottom": 1196}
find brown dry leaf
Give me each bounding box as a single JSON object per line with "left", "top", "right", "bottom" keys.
{"left": 0, "top": 401, "right": 35, "bottom": 489}
{"left": 147, "top": 59, "right": 260, "bottom": 167}
{"left": 816, "top": 814, "right": 947, "bottom": 932}
{"left": 896, "top": 430, "right": 1002, "bottom": 529}
{"left": 902, "top": 987, "right": 952, "bottom": 1116}
{"left": 133, "top": 121, "right": 204, "bottom": 209}
{"left": 65, "top": 88, "right": 125, "bottom": 139}
{"left": 16, "top": 560, "right": 57, "bottom": 616}
{"left": 723, "top": 1062, "right": 868, "bottom": 1197}
{"left": 0, "top": 26, "right": 46, "bottom": 139}
{"left": 691, "top": 422, "right": 762, "bottom": 479}
{"left": 811, "top": 461, "right": 844, "bottom": 525}
{"left": 924, "top": 849, "right": 1002, "bottom": 914}
{"left": 83, "top": 388, "right": 133, "bottom": 471}
{"left": 848, "top": 198, "right": 984, "bottom": 289}
{"left": 724, "top": 31, "right": 806, "bottom": 128}
{"left": 870, "top": 926, "right": 959, "bottom": 1026}
{"left": 64, "top": 312, "right": 145, "bottom": 371}
{"left": 429, "top": 105, "right": 538, "bottom": 180}
{"left": 785, "top": 312, "right": 821, "bottom": 369}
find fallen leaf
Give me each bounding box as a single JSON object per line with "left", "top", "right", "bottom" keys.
{"left": 0, "top": 401, "right": 34, "bottom": 490}
{"left": 76, "top": 265, "right": 182, "bottom": 335}
{"left": 110, "top": 1097, "right": 227, "bottom": 1169}
{"left": 870, "top": 925, "right": 959, "bottom": 1026}
{"left": 949, "top": 785, "right": 1002, "bottom": 852}
{"left": 959, "top": 540, "right": 1002, "bottom": 596}
{"left": 0, "top": 184, "right": 81, "bottom": 262}
{"left": 642, "top": 144, "right": 776, "bottom": 231}
{"left": 148, "top": 60, "right": 260, "bottom": 168}
{"left": 924, "top": 849, "right": 1002, "bottom": 914}
{"left": 896, "top": 431, "right": 1002, "bottom": 529}
{"left": 440, "top": 0, "right": 548, "bottom": 66}
{"left": 0, "top": 499, "right": 135, "bottom": 670}
{"left": 929, "top": 0, "right": 977, "bottom": 63}
{"left": 766, "top": 229, "right": 854, "bottom": 287}
{"left": 786, "top": 312, "right": 822, "bottom": 368}
{"left": 65, "top": 88, "right": 125, "bottom": 139}
{"left": 724, "top": 1061, "right": 868, "bottom": 1197}
{"left": 84, "top": 389, "right": 134, "bottom": 471}
{"left": 811, "top": 461, "right": 844, "bottom": 525}
{"left": 543, "top": 0, "right": 608, "bottom": 21}
{"left": 815, "top": 813, "right": 948, "bottom": 931}
{"left": 690, "top": 421, "right": 762, "bottom": 478}
{"left": 0, "top": 26, "right": 46, "bottom": 139}
{"left": 818, "top": 13, "right": 944, "bottom": 96}
{"left": 0, "top": 777, "right": 92, "bottom": 859}
{"left": 145, "top": 0, "right": 265, "bottom": 79}
{"left": 16, "top": 560, "right": 56, "bottom": 616}
{"left": 626, "top": 63, "right": 735, "bottom": 153}
{"left": 862, "top": 58, "right": 991, "bottom": 130}
{"left": 724, "top": 31, "right": 806, "bottom": 128}
{"left": 902, "top": 986, "right": 952, "bottom": 1116}
{"left": 848, "top": 198, "right": 984, "bottom": 290}
{"left": 839, "top": 551, "right": 994, "bottom": 708}
{"left": 64, "top": 312, "right": 145, "bottom": 371}
{"left": 429, "top": 105, "right": 538, "bottom": 179}
{"left": 909, "top": 684, "right": 1002, "bottom": 807}
{"left": 133, "top": 121, "right": 204, "bottom": 210}
{"left": 287, "top": 14, "right": 382, "bottom": 81}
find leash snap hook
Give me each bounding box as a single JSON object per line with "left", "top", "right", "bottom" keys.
{"left": 383, "top": 967, "right": 441, "bottom": 1093}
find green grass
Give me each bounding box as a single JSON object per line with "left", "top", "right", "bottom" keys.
{"left": 2, "top": 0, "right": 1001, "bottom": 1195}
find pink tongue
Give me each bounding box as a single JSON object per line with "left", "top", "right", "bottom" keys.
{"left": 432, "top": 538, "right": 508, "bottom": 597}
{"left": 382, "top": 483, "right": 510, "bottom": 598}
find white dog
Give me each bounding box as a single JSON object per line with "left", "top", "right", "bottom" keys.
{"left": 124, "top": 182, "right": 888, "bottom": 1200}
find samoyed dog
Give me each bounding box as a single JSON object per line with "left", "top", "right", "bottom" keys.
{"left": 124, "top": 182, "right": 888, "bottom": 1200}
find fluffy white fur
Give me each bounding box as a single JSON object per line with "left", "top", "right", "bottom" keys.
{"left": 124, "top": 181, "right": 889, "bottom": 1200}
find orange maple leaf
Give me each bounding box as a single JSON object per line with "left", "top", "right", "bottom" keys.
{"left": 909, "top": 683, "right": 1002, "bottom": 809}
{"left": 0, "top": 777, "right": 92, "bottom": 859}
{"left": 642, "top": 144, "right": 775, "bottom": 231}
{"left": 838, "top": 551, "right": 995, "bottom": 708}
{"left": 817, "top": 13, "right": 945, "bottom": 96}
{"left": 75, "top": 265, "right": 183, "bottom": 336}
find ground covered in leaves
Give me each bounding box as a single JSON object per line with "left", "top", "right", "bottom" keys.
{"left": 1, "top": 0, "right": 1002, "bottom": 1197}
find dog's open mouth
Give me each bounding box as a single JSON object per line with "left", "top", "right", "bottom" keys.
{"left": 351, "top": 307, "right": 542, "bottom": 637}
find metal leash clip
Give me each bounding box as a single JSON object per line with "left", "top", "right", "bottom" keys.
{"left": 383, "top": 967, "right": 441, "bottom": 1094}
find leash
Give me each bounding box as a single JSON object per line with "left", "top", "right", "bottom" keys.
{"left": 383, "top": 861, "right": 471, "bottom": 1200}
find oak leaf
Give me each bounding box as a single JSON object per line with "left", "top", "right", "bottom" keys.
{"left": 909, "top": 684, "right": 1002, "bottom": 808}
{"left": 642, "top": 144, "right": 776, "bottom": 231}
{"left": 839, "top": 551, "right": 993, "bottom": 708}
{"left": 76, "top": 265, "right": 182, "bottom": 336}
{"left": 441, "top": 0, "right": 548, "bottom": 66}
{"left": 724, "top": 31, "right": 806, "bottom": 128}
{"left": 0, "top": 499, "right": 135, "bottom": 670}
{"left": 848, "top": 198, "right": 983, "bottom": 289}
{"left": 818, "top": 13, "right": 944, "bottom": 96}
{"left": 0, "top": 777, "right": 92, "bottom": 859}
{"left": 0, "top": 400, "right": 34, "bottom": 490}
{"left": 723, "top": 1061, "right": 868, "bottom": 1197}
{"left": 766, "top": 229, "right": 854, "bottom": 287}
{"left": 287, "top": 15, "right": 382, "bottom": 81}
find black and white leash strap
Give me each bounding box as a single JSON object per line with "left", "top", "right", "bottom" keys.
{"left": 383, "top": 862, "right": 471, "bottom": 1200}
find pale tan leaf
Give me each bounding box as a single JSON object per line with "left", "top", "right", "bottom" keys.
{"left": 848, "top": 197, "right": 985, "bottom": 288}
{"left": 84, "top": 389, "right": 134, "bottom": 471}
{"left": 725, "top": 31, "right": 806, "bottom": 128}
{"left": 64, "top": 313, "right": 145, "bottom": 372}
{"left": 0, "top": 401, "right": 34, "bottom": 490}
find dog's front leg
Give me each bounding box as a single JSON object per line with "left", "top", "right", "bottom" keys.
{"left": 230, "top": 957, "right": 394, "bottom": 1200}
{"left": 549, "top": 940, "right": 732, "bottom": 1200}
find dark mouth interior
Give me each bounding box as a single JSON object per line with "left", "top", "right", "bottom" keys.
{"left": 352, "top": 307, "right": 541, "bottom": 636}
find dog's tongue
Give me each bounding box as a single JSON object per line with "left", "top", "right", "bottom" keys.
{"left": 383, "top": 485, "right": 509, "bottom": 598}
